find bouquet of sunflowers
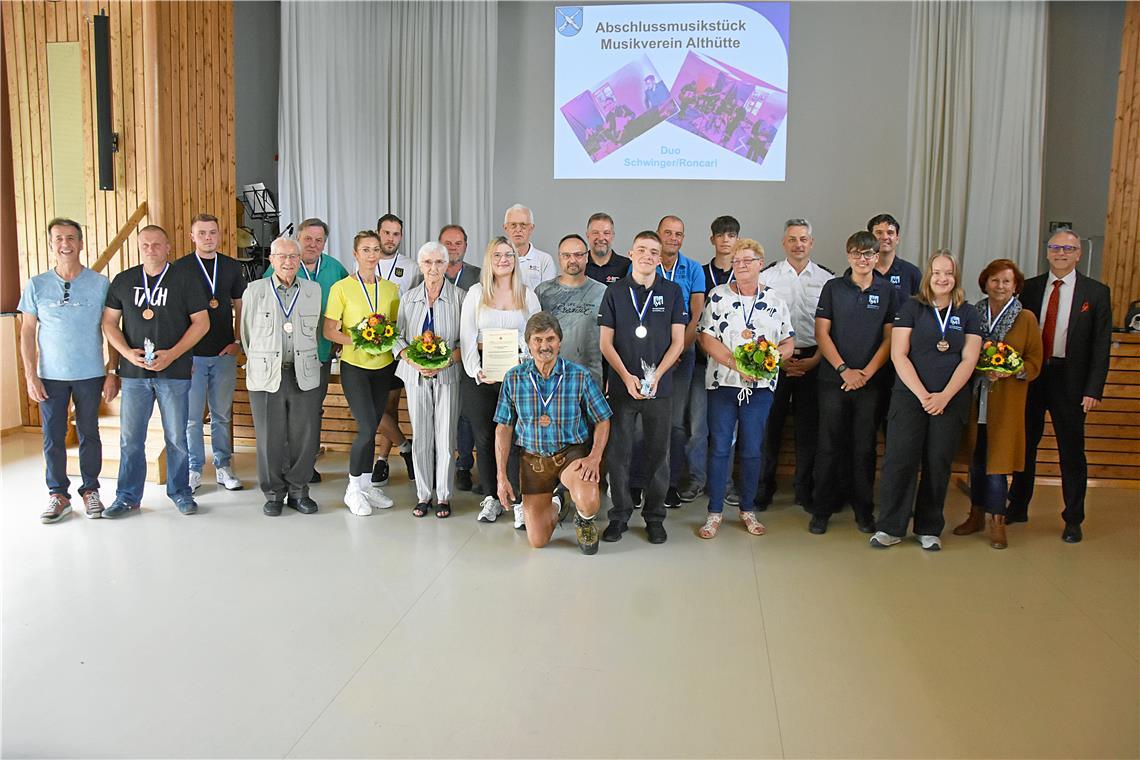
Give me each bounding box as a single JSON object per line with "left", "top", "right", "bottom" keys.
{"left": 976, "top": 340, "right": 1024, "bottom": 375}
{"left": 734, "top": 337, "right": 781, "bottom": 382}
{"left": 349, "top": 313, "right": 397, "bottom": 355}
{"left": 404, "top": 330, "right": 452, "bottom": 370}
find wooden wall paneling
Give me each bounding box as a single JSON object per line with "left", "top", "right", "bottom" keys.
{"left": 1104, "top": 1, "right": 1140, "bottom": 325}
{"left": 79, "top": 2, "right": 96, "bottom": 269}
{"left": 3, "top": 2, "right": 27, "bottom": 286}
{"left": 37, "top": 2, "right": 54, "bottom": 276}
{"left": 30, "top": 3, "right": 48, "bottom": 277}
{"left": 117, "top": 0, "right": 134, "bottom": 272}
{"left": 110, "top": 2, "right": 125, "bottom": 254}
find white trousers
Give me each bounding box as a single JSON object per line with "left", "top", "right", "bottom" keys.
{"left": 405, "top": 375, "right": 459, "bottom": 503}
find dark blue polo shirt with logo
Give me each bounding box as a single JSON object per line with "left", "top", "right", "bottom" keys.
{"left": 598, "top": 274, "right": 687, "bottom": 399}
{"left": 879, "top": 256, "right": 922, "bottom": 298}
{"left": 815, "top": 270, "right": 899, "bottom": 384}
{"left": 893, "top": 297, "right": 983, "bottom": 393}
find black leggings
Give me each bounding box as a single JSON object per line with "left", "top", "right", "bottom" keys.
{"left": 462, "top": 379, "right": 520, "bottom": 500}
{"left": 340, "top": 361, "right": 396, "bottom": 476}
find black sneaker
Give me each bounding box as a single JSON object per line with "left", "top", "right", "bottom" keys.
{"left": 678, "top": 483, "right": 704, "bottom": 503}
{"left": 629, "top": 488, "right": 643, "bottom": 508}
{"left": 855, "top": 515, "right": 876, "bottom": 534}
{"left": 665, "top": 487, "right": 681, "bottom": 509}
{"left": 372, "top": 459, "right": 389, "bottom": 486}
{"left": 808, "top": 514, "right": 829, "bottom": 534}
{"left": 400, "top": 441, "right": 415, "bottom": 481}
{"left": 455, "top": 469, "right": 473, "bottom": 491}
{"left": 602, "top": 520, "right": 627, "bottom": 542}
{"left": 575, "top": 514, "right": 600, "bottom": 555}
{"left": 646, "top": 522, "right": 667, "bottom": 544}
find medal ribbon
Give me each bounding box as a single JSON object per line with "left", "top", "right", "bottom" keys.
{"left": 356, "top": 272, "right": 379, "bottom": 314}
{"left": 629, "top": 287, "right": 654, "bottom": 330}
{"left": 422, "top": 305, "right": 435, "bottom": 335}
{"left": 301, "top": 256, "right": 321, "bottom": 281}
{"left": 528, "top": 367, "right": 564, "bottom": 419}
{"left": 741, "top": 291, "right": 759, "bottom": 330}
{"left": 659, "top": 259, "right": 678, "bottom": 282}
{"left": 377, "top": 257, "right": 398, "bottom": 282}
{"left": 194, "top": 254, "right": 218, "bottom": 297}
{"left": 986, "top": 297, "right": 1016, "bottom": 336}
{"left": 142, "top": 263, "right": 170, "bottom": 309}
{"left": 707, "top": 262, "right": 735, "bottom": 287}
{"left": 933, "top": 303, "right": 952, "bottom": 343}
{"left": 272, "top": 280, "right": 301, "bottom": 322}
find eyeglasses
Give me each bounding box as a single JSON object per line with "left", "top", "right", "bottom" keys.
{"left": 421, "top": 259, "right": 447, "bottom": 268}
{"left": 272, "top": 253, "right": 302, "bottom": 261}
{"left": 847, "top": 249, "right": 878, "bottom": 260}
{"left": 1046, "top": 244, "right": 1079, "bottom": 254}
{"left": 492, "top": 252, "right": 516, "bottom": 260}
{"left": 559, "top": 251, "right": 588, "bottom": 259}
{"left": 60, "top": 281, "right": 71, "bottom": 305}
{"left": 731, "top": 257, "right": 762, "bottom": 266}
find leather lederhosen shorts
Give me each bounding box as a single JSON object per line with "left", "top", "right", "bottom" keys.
{"left": 520, "top": 443, "right": 590, "bottom": 495}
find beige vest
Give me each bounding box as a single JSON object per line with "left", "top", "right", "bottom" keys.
{"left": 240, "top": 277, "right": 323, "bottom": 393}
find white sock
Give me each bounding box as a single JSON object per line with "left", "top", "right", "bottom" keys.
{"left": 398, "top": 440, "right": 412, "bottom": 454}
{"left": 576, "top": 510, "right": 594, "bottom": 521}
{"left": 352, "top": 474, "right": 371, "bottom": 492}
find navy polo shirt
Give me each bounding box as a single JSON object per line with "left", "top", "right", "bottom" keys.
{"left": 815, "top": 270, "right": 899, "bottom": 383}
{"left": 879, "top": 256, "right": 923, "bottom": 298}
{"left": 586, "top": 255, "right": 631, "bottom": 286}
{"left": 598, "top": 274, "right": 687, "bottom": 399}
{"left": 702, "top": 260, "right": 734, "bottom": 295}
{"left": 893, "top": 297, "right": 983, "bottom": 393}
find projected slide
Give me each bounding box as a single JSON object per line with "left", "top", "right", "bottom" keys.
{"left": 553, "top": 3, "right": 790, "bottom": 181}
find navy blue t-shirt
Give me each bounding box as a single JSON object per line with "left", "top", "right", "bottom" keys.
{"left": 598, "top": 274, "right": 687, "bottom": 399}
{"left": 893, "top": 297, "right": 982, "bottom": 393}
{"left": 815, "top": 272, "right": 899, "bottom": 383}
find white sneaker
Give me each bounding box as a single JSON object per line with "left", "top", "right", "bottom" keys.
{"left": 344, "top": 484, "right": 373, "bottom": 516}
{"left": 189, "top": 470, "right": 202, "bottom": 493}
{"left": 869, "top": 531, "right": 901, "bottom": 548}
{"left": 513, "top": 502, "right": 526, "bottom": 530}
{"left": 476, "top": 495, "right": 503, "bottom": 522}
{"left": 918, "top": 534, "right": 942, "bottom": 551}
{"left": 216, "top": 466, "right": 243, "bottom": 491}
{"left": 364, "top": 485, "right": 394, "bottom": 510}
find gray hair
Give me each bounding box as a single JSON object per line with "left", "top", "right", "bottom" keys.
{"left": 504, "top": 203, "right": 534, "bottom": 226}
{"left": 784, "top": 218, "right": 813, "bottom": 237}
{"left": 524, "top": 311, "right": 563, "bottom": 342}
{"left": 270, "top": 236, "right": 301, "bottom": 256}
{"left": 416, "top": 241, "right": 448, "bottom": 264}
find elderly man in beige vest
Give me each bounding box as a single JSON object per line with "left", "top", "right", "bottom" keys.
{"left": 241, "top": 237, "right": 324, "bottom": 516}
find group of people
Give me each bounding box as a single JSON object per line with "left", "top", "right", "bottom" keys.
{"left": 20, "top": 205, "right": 1113, "bottom": 556}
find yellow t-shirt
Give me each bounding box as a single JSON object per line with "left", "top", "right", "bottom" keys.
{"left": 325, "top": 275, "right": 401, "bottom": 370}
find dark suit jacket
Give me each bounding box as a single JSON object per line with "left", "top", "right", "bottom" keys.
{"left": 448, "top": 262, "right": 481, "bottom": 293}
{"left": 1020, "top": 271, "right": 1112, "bottom": 400}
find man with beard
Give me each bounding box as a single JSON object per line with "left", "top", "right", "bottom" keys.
{"left": 584, "top": 211, "right": 630, "bottom": 286}
{"left": 536, "top": 234, "right": 606, "bottom": 386}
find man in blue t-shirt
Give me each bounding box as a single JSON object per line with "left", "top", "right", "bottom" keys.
{"left": 19, "top": 218, "right": 118, "bottom": 522}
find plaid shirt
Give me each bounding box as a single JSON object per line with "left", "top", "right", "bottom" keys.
{"left": 493, "top": 357, "right": 612, "bottom": 456}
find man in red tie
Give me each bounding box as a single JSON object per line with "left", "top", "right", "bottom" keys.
{"left": 1007, "top": 229, "right": 1112, "bottom": 542}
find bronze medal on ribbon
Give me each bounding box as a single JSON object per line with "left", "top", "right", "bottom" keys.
{"left": 539, "top": 414, "right": 552, "bottom": 427}
{"left": 141, "top": 308, "right": 155, "bottom": 320}
{"left": 936, "top": 340, "right": 950, "bottom": 352}
{"left": 208, "top": 298, "right": 219, "bottom": 309}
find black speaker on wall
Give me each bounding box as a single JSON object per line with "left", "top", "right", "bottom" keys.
{"left": 93, "top": 12, "right": 117, "bottom": 191}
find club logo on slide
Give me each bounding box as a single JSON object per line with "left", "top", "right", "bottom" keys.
{"left": 556, "top": 7, "right": 584, "bottom": 37}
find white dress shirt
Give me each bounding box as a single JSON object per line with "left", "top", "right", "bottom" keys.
{"left": 375, "top": 253, "right": 421, "bottom": 295}
{"left": 1041, "top": 269, "right": 1077, "bottom": 358}
{"left": 759, "top": 259, "right": 834, "bottom": 348}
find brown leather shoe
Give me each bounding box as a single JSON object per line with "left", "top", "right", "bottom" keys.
{"left": 953, "top": 506, "right": 985, "bottom": 536}
{"left": 989, "top": 514, "right": 1008, "bottom": 549}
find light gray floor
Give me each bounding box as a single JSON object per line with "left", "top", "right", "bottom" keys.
{"left": 2, "top": 432, "right": 1137, "bottom": 758}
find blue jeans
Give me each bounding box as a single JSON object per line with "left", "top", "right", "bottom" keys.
{"left": 116, "top": 377, "right": 192, "bottom": 505}
{"left": 669, "top": 346, "right": 695, "bottom": 487}
{"left": 686, "top": 365, "right": 736, "bottom": 491}
{"left": 969, "top": 423, "right": 1008, "bottom": 515}
{"left": 40, "top": 377, "right": 104, "bottom": 497}
{"left": 707, "top": 386, "right": 774, "bottom": 513}
{"left": 186, "top": 355, "right": 237, "bottom": 472}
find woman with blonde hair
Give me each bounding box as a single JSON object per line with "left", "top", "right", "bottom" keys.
{"left": 460, "top": 236, "right": 541, "bottom": 525}
{"left": 872, "top": 251, "right": 982, "bottom": 551}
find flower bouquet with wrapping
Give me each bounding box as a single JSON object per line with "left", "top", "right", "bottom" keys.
{"left": 976, "top": 340, "right": 1024, "bottom": 375}
{"left": 404, "top": 330, "right": 452, "bottom": 370}
{"left": 734, "top": 337, "right": 781, "bottom": 382}
{"left": 349, "top": 313, "right": 397, "bottom": 355}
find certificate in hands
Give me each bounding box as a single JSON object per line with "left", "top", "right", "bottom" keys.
{"left": 481, "top": 328, "right": 520, "bottom": 382}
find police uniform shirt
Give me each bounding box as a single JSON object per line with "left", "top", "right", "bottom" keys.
{"left": 375, "top": 253, "right": 420, "bottom": 295}
{"left": 815, "top": 270, "right": 899, "bottom": 382}
{"left": 879, "top": 256, "right": 923, "bottom": 298}
{"left": 597, "top": 274, "right": 687, "bottom": 399}
{"left": 893, "top": 297, "right": 982, "bottom": 393}
{"left": 760, "top": 259, "right": 834, "bottom": 347}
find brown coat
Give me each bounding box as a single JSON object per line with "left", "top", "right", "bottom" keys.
{"left": 962, "top": 309, "right": 1043, "bottom": 474}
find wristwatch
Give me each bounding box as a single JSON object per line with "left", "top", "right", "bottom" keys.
{"left": 836, "top": 363, "right": 848, "bottom": 373}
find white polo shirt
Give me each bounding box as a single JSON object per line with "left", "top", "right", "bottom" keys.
{"left": 760, "top": 258, "right": 834, "bottom": 348}
{"left": 375, "top": 254, "right": 420, "bottom": 295}
{"left": 515, "top": 245, "right": 557, "bottom": 291}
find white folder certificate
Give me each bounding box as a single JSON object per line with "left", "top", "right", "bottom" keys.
{"left": 481, "top": 328, "right": 520, "bottom": 383}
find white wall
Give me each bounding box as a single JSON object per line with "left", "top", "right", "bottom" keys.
{"left": 493, "top": 1, "right": 913, "bottom": 271}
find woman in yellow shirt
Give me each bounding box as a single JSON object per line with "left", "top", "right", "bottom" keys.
{"left": 324, "top": 230, "right": 401, "bottom": 515}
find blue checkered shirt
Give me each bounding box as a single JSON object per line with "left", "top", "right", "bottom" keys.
{"left": 493, "top": 357, "right": 612, "bottom": 456}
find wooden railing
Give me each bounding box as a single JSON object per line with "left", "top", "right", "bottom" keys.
{"left": 90, "top": 201, "right": 148, "bottom": 274}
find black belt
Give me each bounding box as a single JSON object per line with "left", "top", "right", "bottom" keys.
{"left": 1045, "top": 357, "right": 1067, "bottom": 367}
{"left": 793, "top": 346, "right": 817, "bottom": 358}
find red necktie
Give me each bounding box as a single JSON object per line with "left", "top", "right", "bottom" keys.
{"left": 1041, "top": 279, "right": 1063, "bottom": 361}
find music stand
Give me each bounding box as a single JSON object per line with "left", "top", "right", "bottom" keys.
{"left": 238, "top": 183, "right": 280, "bottom": 277}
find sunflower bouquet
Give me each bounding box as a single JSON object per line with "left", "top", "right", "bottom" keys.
{"left": 404, "top": 330, "right": 452, "bottom": 370}
{"left": 734, "top": 337, "right": 781, "bottom": 382}
{"left": 976, "top": 340, "right": 1024, "bottom": 375}
{"left": 349, "top": 312, "right": 397, "bottom": 355}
